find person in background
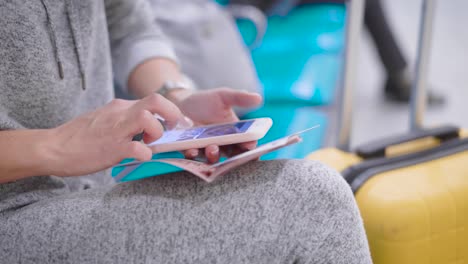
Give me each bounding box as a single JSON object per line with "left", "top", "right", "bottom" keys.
{"left": 116, "top": 0, "right": 263, "bottom": 116}
{"left": 231, "top": 0, "right": 444, "bottom": 104}
{"left": 0, "top": 1, "right": 371, "bottom": 263}
{"left": 150, "top": 0, "right": 261, "bottom": 93}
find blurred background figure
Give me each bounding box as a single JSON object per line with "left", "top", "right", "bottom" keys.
{"left": 115, "top": 0, "right": 264, "bottom": 116}
{"left": 149, "top": 0, "right": 262, "bottom": 95}
{"left": 231, "top": 0, "right": 444, "bottom": 104}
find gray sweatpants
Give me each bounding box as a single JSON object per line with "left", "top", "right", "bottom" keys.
{"left": 0, "top": 160, "right": 371, "bottom": 264}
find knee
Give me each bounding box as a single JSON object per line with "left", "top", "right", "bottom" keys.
{"left": 272, "top": 159, "right": 357, "bottom": 213}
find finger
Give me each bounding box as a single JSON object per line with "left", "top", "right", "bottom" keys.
{"left": 219, "top": 141, "right": 257, "bottom": 158}
{"left": 123, "top": 141, "right": 153, "bottom": 161}
{"left": 221, "top": 109, "right": 240, "bottom": 124}
{"left": 184, "top": 149, "right": 199, "bottom": 160}
{"left": 219, "top": 145, "right": 234, "bottom": 157}
{"left": 108, "top": 98, "right": 135, "bottom": 111}
{"left": 205, "top": 145, "right": 220, "bottom": 164}
{"left": 217, "top": 89, "right": 263, "bottom": 109}
{"left": 143, "top": 114, "right": 165, "bottom": 143}
{"left": 239, "top": 140, "right": 258, "bottom": 151}
{"left": 127, "top": 109, "right": 165, "bottom": 143}
{"left": 220, "top": 144, "right": 247, "bottom": 157}
{"left": 221, "top": 145, "right": 241, "bottom": 157}
{"left": 133, "top": 94, "right": 183, "bottom": 129}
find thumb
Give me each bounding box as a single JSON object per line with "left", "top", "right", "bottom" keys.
{"left": 217, "top": 89, "right": 263, "bottom": 109}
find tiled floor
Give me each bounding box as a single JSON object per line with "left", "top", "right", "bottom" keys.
{"left": 344, "top": 0, "right": 468, "bottom": 147}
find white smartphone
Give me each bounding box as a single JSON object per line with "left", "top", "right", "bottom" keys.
{"left": 147, "top": 118, "right": 273, "bottom": 153}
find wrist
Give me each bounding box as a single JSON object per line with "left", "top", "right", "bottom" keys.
{"left": 128, "top": 58, "right": 184, "bottom": 98}
{"left": 31, "top": 128, "right": 62, "bottom": 177}
{"left": 0, "top": 129, "right": 61, "bottom": 184}
{"left": 156, "top": 77, "right": 195, "bottom": 106}
{"left": 165, "top": 88, "right": 193, "bottom": 106}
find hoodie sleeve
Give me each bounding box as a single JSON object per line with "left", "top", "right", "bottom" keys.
{"left": 105, "top": 0, "right": 179, "bottom": 90}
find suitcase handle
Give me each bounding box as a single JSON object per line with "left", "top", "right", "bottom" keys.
{"left": 336, "top": 0, "right": 437, "bottom": 150}
{"left": 355, "top": 125, "right": 459, "bottom": 159}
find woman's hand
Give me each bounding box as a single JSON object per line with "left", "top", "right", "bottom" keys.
{"left": 175, "top": 88, "right": 263, "bottom": 163}
{"left": 47, "top": 94, "right": 183, "bottom": 177}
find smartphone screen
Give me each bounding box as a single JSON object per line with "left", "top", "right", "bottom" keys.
{"left": 149, "top": 120, "right": 254, "bottom": 145}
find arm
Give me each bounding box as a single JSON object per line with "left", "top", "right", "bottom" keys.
{"left": 0, "top": 95, "right": 183, "bottom": 184}
{"left": 105, "top": 0, "right": 261, "bottom": 108}
{"left": 0, "top": 129, "right": 56, "bottom": 184}
{"left": 105, "top": 0, "right": 185, "bottom": 98}
{"left": 127, "top": 58, "right": 191, "bottom": 103}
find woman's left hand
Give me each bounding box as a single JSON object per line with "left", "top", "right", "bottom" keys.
{"left": 175, "top": 88, "right": 263, "bottom": 163}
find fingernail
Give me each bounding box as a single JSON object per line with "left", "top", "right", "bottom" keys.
{"left": 170, "top": 116, "right": 194, "bottom": 131}
{"left": 242, "top": 142, "right": 256, "bottom": 150}
{"left": 210, "top": 146, "right": 219, "bottom": 156}
{"left": 244, "top": 90, "right": 259, "bottom": 95}
{"left": 155, "top": 115, "right": 194, "bottom": 131}
{"left": 177, "top": 116, "right": 194, "bottom": 130}
{"left": 189, "top": 149, "right": 198, "bottom": 157}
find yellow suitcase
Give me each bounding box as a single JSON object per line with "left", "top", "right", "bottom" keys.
{"left": 308, "top": 1, "right": 468, "bottom": 262}
{"left": 308, "top": 127, "right": 468, "bottom": 264}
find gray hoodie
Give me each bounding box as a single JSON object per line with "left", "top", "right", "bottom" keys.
{"left": 0, "top": 0, "right": 177, "bottom": 189}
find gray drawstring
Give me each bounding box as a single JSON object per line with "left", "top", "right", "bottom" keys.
{"left": 40, "top": 0, "right": 86, "bottom": 90}
{"left": 65, "top": 0, "right": 86, "bottom": 90}
{"left": 40, "top": 0, "right": 64, "bottom": 79}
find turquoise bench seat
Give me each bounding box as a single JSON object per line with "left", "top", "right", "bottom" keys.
{"left": 236, "top": 3, "right": 346, "bottom": 105}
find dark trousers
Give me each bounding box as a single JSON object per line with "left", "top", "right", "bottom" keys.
{"left": 231, "top": 0, "right": 408, "bottom": 75}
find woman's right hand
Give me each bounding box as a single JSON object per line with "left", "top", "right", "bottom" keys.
{"left": 46, "top": 94, "right": 183, "bottom": 177}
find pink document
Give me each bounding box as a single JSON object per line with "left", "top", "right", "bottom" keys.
{"left": 115, "top": 126, "right": 317, "bottom": 183}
